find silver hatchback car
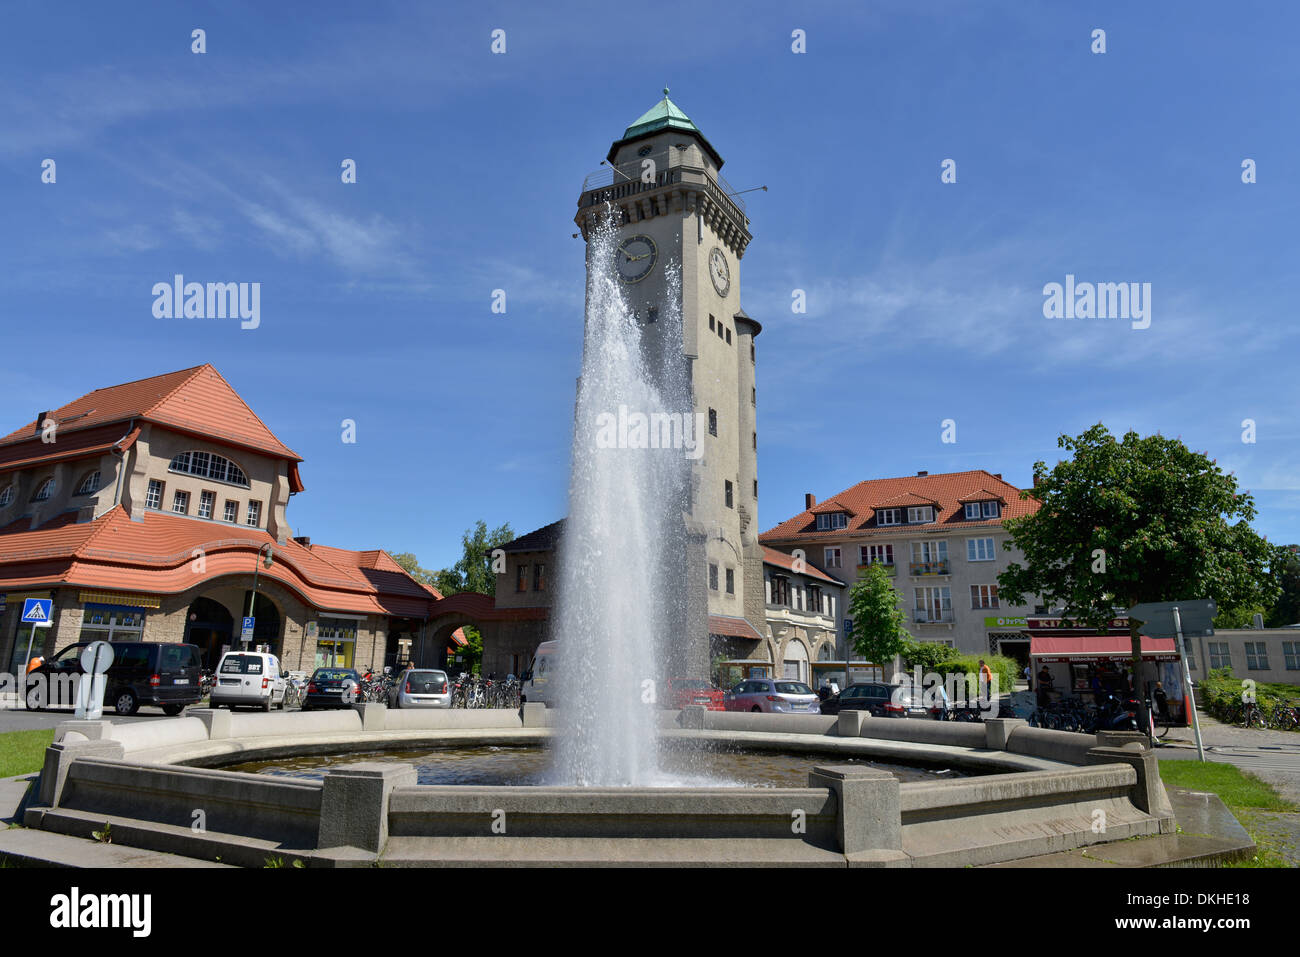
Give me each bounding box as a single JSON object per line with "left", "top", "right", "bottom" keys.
{"left": 725, "top": 677, "right": 821, "bottom": 714}
{"left": 388, "top": 668, "right": 451, "bottom": 709}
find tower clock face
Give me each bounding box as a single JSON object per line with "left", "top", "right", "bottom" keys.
{"left": 709, "top": 247, "right": 731, "bottom": 297}
{"left": 615, "top": 235, "right": 657, "bottom": 284}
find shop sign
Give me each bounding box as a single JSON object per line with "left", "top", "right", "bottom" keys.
{"left": 984, "top": 616, "right": 1026, "bottom": 628}
{"left": 305, "top": 621, "right": 318, "bottom": 640}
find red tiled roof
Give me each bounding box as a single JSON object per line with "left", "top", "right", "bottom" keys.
{"left": 0, "top": 364, "right": 300, "bottom": 463}
{"left": 761, "top": 546, "right": 844, "bottom": 586}
{"left": 957, "top": 488, "right": 1006, "bottom": 504}
{"left": 0, "top": 423, "right": 141, "bottom": 475}
{"left": 0, "top": 507, "right": 431, "bottom": 617}
{"left": 875, "top": 491, "right": 939, "bottom": 508}
{"left": 708, "top": 614, "right": 764, "bottom": 641}
{"left": 760, "top": 470, "right": 1039, "bottom": 543}
{"left": 809, "top": 498, "right": 854, "bottom": 515}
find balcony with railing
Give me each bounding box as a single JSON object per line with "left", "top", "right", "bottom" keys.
{"left": 857, "top": 562, "right": 897, "bottom": 577}
{"left": 909, "top": 560, "right": 950, "bottom": 577}
{"left": 913, "top": 608, "right": 955, "bottom": 624}
{"left": 579, "top": 150, "right": 747, "bottom": 226}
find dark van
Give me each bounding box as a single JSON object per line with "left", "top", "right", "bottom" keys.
{"left": 24, "top": 641, "right": 204, "bottom": 715}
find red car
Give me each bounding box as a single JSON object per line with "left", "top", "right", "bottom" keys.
{"left": 667, "top": 677, "right": 725, "bottom": 711}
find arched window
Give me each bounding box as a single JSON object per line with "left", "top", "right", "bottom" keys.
{"left": 168, "top": 451, "right": 249, "bottom": 487}
{"left": 0, "top": 486, "right": 13, "bottom": 508}
{"left": 31, "top": 478, "right": 55, "bottom": 501}
{"left": 76, "top": 470, "right": 102, "bottom": 495}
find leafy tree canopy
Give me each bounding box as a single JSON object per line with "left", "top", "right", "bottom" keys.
{"left": 848, "top": 562, "right": 912, "bottom": 666}
{"left": 998, "top": 424, "right": 1279, "bottom": 631}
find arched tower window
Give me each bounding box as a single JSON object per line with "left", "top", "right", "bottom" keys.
{"left": 169, "top": 451, "right": 249, "bottom": 487}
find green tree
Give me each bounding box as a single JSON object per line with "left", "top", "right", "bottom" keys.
{"left": 1266, "top": 544, "right": 1300, "bottom": 627}
{"left": 848, "top": 562, "right": 912, "bottom": 670}
{"left": 389, "top": 552, "right": 438, "bottom": 587}
{"left": 998, "top": 424, "right": 1279, "bottom": 724}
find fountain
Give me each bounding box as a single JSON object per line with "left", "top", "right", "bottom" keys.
{"left": 550, "top": 214, "right": 694, "bottom": 786}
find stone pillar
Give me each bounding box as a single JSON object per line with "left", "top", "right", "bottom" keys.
{"left": 809, "top": 765, "right": 906, "bottom": 865}
{"left": 186, "top": 707, "right": 232, "bottom": 740}
{"left": 837, "top": 710, "right": 865, "bottom": 737}
{"left": 54, "top": 720, "right": 115, "bottom": 742}
{"left": 36, "top": 739, "right": 126, "bottom": 808}
{"left": 521, "top": 702, "right": 551, "bottom": 728}
{"left": 318, "top": 762, "right": 416, "bottom": 853}
{"left": 1085, "top": 743, "right": 1176, "bottom": 833}
{"left": 353, "top": 701, "right": 387, "bottom": 732}
{"left": 983, "top": 717, "right": 1026, "bottom": 750}
{"left": 678, "top": 705, "right": 706, "bottom": 730}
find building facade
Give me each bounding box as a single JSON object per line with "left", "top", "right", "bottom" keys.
{"left": 760, "top": 470, "right": 1041, "bottom": 661}
{"left": 0, "top": 364, "right": 455, "bottom": 677}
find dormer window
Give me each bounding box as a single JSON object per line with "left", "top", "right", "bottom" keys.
{"left": 907, "top": 506, "right": 934, "bottom": 524}
{"left": 965, "top": 501, "right": 1001, "bottom": 519}
{"left": 815, "top": 512, "right": 848, "bottom": 531}
{"left": 31, "top": 478, "right": 55, "bottom": 502}
{"left": 0, "top": 485, "right": 13, "bottom": 508}
{"left": 75, "top": 471, "right": 102, "bottom": 495}
{"left": 876, "top": 508, "right": 901, "bottom": 526}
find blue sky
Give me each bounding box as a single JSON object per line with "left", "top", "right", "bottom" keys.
{"left": 2, "top": 0, "right": 1298, "bottom": 570}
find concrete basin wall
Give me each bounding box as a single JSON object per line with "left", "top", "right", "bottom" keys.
{"left": 25, "top": 706, "right": 1175, "bottom": 867}
{"left": 387, "top": 785, "right": 839, "bottom": 845}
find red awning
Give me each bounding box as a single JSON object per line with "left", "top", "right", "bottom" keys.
{"left": 1030, "top": 634, "right": 1179, "bottom": 663}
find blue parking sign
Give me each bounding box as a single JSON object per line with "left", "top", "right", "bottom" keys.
{"left": 241, "top": 616, "right": 255, "bottom": 640}
{"left": 22, "top": 598, "right": 53, "bottom": 628}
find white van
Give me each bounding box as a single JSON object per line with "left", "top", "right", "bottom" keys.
{"left": 210, "top": 651, "right": 287, "bottom": 711}
{"left": 522, "top": 641, "right": 558, "bottom": 707}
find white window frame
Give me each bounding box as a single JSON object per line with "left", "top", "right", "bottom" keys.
{"left": 1283, "top": 642, "right": 1299, "bottom": 670}
{"left": 1244, "top": 642, "right": 1269, "bottom": 671}
{"left": 982, "top": 501, "right": 1001, "bottom": 518}
{"left": 970, "top": 584, "right": 999, "bottom": 609}
{"left": 145, "top": 480, "right": 163, "bottom": 510}
{"left": 1208, "top": 642, "right": 1231, "bottom": 670}
{"left": 964, "top": 502, "right": 981, "bottom": 520}
{"left": 172, "top": 490, "right": 190, "bottom": 514}
{"left": 223, "top": 500, "right": 238, "bottom": 523}
{"left": 246, "top": 500, "right": 262, "bottom": 527}
{"left": 861, "top": 544, "right": 893, "bottom": 566}
{"left": 914, "top": 586, "right": 952, "bottom": 622}
{"left": 907, "top": 506, "right": 933, "bottom": 524}
{"left": 76, "top": 471, "right": 102, "bottom": 495}
{"left": 967, "top": 537, "right": 996, "bottom": 562}
{"left": 876, "top": 508, "right": 900, "bottom": 526}
{"left": 824, "top": 547, "right": 842, "bottom": 569}
{"left": 32, "top": 478, "right": 55, "bottom": 502}
{"left": 0, "top": 485, "right": 14, "bottom": 507}
{"left": 910, "top": 540, "right": 948, "bottom": 564}
{"left": 816, "top": 512, "right": 848, "bottom": 531}
{"left": 197, "top": 490, "right": 215, "bottom": 519}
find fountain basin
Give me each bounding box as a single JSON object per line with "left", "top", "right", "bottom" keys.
{"left": 24, "top": 705, "right": 1176, "bottom": 867}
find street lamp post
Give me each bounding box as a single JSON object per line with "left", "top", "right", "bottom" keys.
{"left": 245, "top": 544, "right": 275, "bottom": 649}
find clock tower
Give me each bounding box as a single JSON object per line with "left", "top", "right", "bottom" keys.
{"left": 575, "top": 90, "right": 765, "bottom": 677}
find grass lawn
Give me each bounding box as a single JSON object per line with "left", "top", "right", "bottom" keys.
{"left": 0, "top": 729, "right": 55, "bottom": 779}
{"left": 1159, "top": 759, "right": 1299, "bottom": 867}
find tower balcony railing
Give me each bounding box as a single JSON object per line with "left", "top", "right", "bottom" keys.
{"left": 580, "top": 151, "right": 747, "bottom": 219}
{"left": 913, "top": 608, "right": 955, "bottom": 624}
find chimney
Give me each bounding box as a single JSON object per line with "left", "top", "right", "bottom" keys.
{"left": 35, "top": 411, "right": 52, "bottom": 436}
{"left": 294, "top": 535, "right": 311, "bottom": 547}
{"left": 805, "top": 493, "right": 816, "bottom": 510}
{"left": 916, "top": 470, "right": 928, "bottom": 477}
{"left": 994, "top": 473, "right": 1002, "bottom": 479}
{"left": 1252, "top": 613, "right": 1264, "bottom": 630}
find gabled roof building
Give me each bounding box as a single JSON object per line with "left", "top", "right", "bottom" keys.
{"left": 0, "top": 365, "right": 463, "bottom": 680}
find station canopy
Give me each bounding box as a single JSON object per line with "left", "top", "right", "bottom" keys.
{"left": 1030, "top": 635, "right": 1179, "bottom": 663}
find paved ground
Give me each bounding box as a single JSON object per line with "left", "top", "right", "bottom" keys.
{"left": 0, "top": 706, "right": 177, "bottom": 732}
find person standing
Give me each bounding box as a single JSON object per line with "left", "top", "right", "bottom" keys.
{"left": 978, "top": 659, "right": 993, "bottom": 702}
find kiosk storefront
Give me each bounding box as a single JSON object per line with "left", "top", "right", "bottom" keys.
{"left": 1029, "top": 633, "right": 1188, "bottom": 725}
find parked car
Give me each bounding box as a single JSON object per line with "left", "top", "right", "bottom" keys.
{"left": 389, "top": 668, "right": 451, "bottom": 709}
{"left": 666, "top": 677, "right": 725, "bottom": 711}
{"left": 819, "top": 681, "right": 932, "bottom": 719}
{"left": 24, "top": 641, "right": 204, "bottom": 716}
{"left": 724, "top": 678, "right": 821, "bottom": 714}
{"left": 301, "top": 667, "right": 362, "bottom": 710}
{"left": 209, "top": 651, "right": 287, "bottom": 712}
{"left": 521, "top": 640, "right": 558, "bottom": 707}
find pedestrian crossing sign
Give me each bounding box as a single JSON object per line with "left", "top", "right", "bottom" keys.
{"left": 22, "top": 598, "right": 53, "bottom": 628}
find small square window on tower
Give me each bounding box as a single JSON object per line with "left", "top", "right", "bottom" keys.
{"left": 708, "top": 408, "right": 718, "bottom": 436}
{"left": 709, "top": 564, "right": 719, "bottom": 591}
{"left": 725, "top": 328, "right": 732, "bottom": 345}
{"left": 709, "top": 315, "right": 715, "bottom": 331}
{"left": 725, "top": 480, "right": 734, "bottom": 508}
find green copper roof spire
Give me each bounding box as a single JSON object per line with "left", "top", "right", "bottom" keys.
{"left": 621, "top": 89, "right": 700, "bottom": 140}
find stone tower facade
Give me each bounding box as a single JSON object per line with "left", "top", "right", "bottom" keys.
{"left": 575, "top": 91, "right": 765, "bottom": 677}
